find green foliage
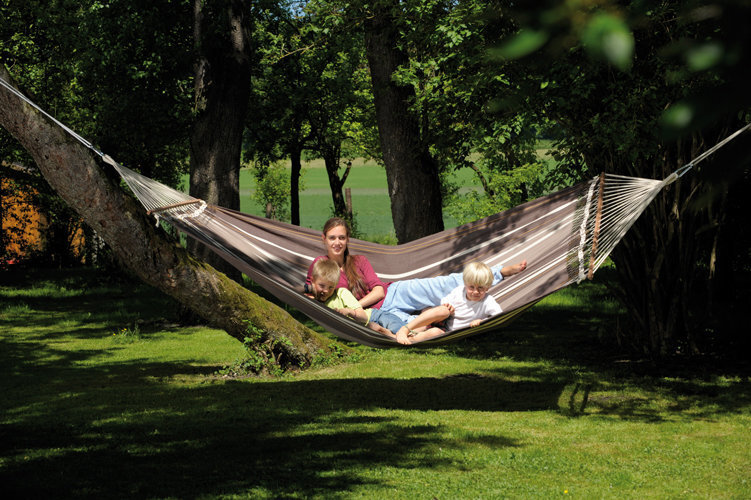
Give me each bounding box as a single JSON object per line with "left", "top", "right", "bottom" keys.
{"left": 0, "top": 0, "right": 193, "bottom": 186}
{"left": 246, "top": 0, "right": 379, "bottom": 220}
{"left": 445, "top": 162, "right": 544, "bottom": 225}
{"left": 486, "top": 1, "right": 751, "bottom": 357}
{"left": 251, "top": 161, "right": 297, "bottom": 222}
{"left": 580, "top": 12, "right": 634, "bottom": 71}
{"left": 310, "top": 341, "right": 362, "bottom": 368}
{"left": 217, "top": 320, "right": 296, "bottom": 378}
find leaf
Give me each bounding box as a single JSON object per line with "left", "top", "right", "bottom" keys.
{"left": 488, "top": 29, "right": 548, "bottom": 60}
{"left": 581, "top": 13, "right": 634, "bottom": 71}
{"left": 686, "top": 42, "right": 723, "bottom": 72}
{"left": 660, "top": 102, "right": 694, "bottom": 130}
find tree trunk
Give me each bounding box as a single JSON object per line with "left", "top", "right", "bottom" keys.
{"left": 189, "top": 0, "right": 252, "bottom": 280}
{"left": 0, "top": 67, "right": 337, "bottom": 371}
{"left": 364, "top": 2, "right": 444, "bottom": 243}
{"left": 322, "top": 146, "right": 349, "bottom": 217}
{"left": 290, "top": 145, "right": 303, "bottom": 226}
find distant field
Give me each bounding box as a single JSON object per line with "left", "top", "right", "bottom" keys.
{"left": 236, "top": 159, "right": 480, "bottom": 237}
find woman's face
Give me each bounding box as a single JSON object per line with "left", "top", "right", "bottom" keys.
{"left": 323, "top": 224, "right": 349, "bottom": 260}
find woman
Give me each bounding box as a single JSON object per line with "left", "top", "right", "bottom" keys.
{"left": 305, "top": 217, "right": 387, "bottom": 309}
{"left": 306, "top": 217, "right": 527, "bottom": 325}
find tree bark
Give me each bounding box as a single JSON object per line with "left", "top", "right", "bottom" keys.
{"left": 0, "top": 67, "right": 337, "bottom": 371}
{"left": 290, "top": 144, "right": 303, "bottom": 226}
{"left": 189, "top": 0, "right": 252, "bottom": 279}
{"left": 321, "top": 144, "right": 349, "bottom": 217}
{"left": 364, "top": 2, "right": 444, "bottom": 243}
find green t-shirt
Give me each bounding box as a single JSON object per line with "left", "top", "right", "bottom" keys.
{"left": 324, "top": 288, "right": 372, "bottom": 323}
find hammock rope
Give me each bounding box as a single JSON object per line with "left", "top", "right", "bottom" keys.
{"left": 2, "top": 74, "right": 748, "bottom": 347}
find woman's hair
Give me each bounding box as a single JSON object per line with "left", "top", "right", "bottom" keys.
{"left": 463, "top": 261, "right": 493, "bottom": 288}
{"left": 323, "top": 217, "right": 367, "bottom": 297}
{"left": 311, "top": 258, "right": 340, "bottom": 285}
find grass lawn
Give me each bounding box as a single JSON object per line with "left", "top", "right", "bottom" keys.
{"left": 1, "top": 267, "right": 749, "bottom": 498}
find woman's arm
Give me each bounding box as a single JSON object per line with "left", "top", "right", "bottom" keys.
{"left": 358, "top": 285, "right": 385, "bottom": 309}
{"left": 354, "top": 256, "right": 387, "bottom": 307}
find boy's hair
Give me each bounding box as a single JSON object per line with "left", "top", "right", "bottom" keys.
{"left": 311, "top": 258, "right": 340, "bottom": 285}
{"left": 463, "top": 261, "right": 493, "bottom": 288}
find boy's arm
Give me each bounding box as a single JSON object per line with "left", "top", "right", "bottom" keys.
{"left": 337, "top": 307, "right": 369, "bottom": 324}
{"left": 469, "top": 296, "right": 503, "bottom": 327}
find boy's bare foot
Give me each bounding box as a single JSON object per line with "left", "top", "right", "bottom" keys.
{"left": 502, "top": 260, "right": 528, "bottom": 277}
{"left": 395, "top": 327, "right": 412, "bottom": 345}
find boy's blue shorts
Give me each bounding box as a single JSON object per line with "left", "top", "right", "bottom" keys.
{"left": 369, "top": 308, "right": 406, "bottom": 332}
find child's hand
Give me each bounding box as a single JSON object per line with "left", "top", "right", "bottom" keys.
{"left": 443, "top": 303, "right": 455, "bottom": 316}
{"left": 337, "top": 307, "right": 354, "bottom": 319}
{"left": 469, "top": 319, "right": 482, "bottom": 328}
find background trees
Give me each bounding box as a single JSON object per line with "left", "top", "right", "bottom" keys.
{"left": 489, "top": 1, "right": 751, "bottom": 356}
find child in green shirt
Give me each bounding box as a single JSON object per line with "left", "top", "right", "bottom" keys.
{"left": 306, "top": 258, "right": 397, "bottom": 338}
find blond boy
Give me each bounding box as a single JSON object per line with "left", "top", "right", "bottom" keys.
{"left": 397, "top": 261, "right": 525, "bottom": 344}
{"left": 307, "top": 259, "right": 397, "bottom": 338}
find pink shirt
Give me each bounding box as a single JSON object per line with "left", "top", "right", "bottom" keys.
{"left": 306, "top": 255, "right": 389, "bottom": 309}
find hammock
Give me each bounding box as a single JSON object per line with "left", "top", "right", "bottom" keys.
{"left": 2, "top": 75, "right": 748, "bottom": 347}
{"left": 100, "top": 158, "right": 686, "bottom": 347}
{"left": 99, "top": 122, "right": 750, "bottom": 347}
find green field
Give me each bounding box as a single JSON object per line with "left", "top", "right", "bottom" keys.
{"left": 232, "top": 159, "right": 482, "bottom": 237}
{"left": 2, "top": 267, "right": 749, "bottom": 498}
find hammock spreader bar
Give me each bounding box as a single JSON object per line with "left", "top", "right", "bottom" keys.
{"left": 1, "top": 74, "right": 748, "bottom": 347}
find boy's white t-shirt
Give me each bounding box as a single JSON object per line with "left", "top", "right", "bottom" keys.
{"left": 441, "top": 284, "right": 502, "bottom": 331}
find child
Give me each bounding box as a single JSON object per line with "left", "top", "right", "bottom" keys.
{"left": 396, "top": 260, "right": 526, "bottom": 345}
{"left": 306, "top": 259, "right": 400, "bottom": 338}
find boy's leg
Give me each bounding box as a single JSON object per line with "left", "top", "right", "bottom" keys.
{"left": 369, "top": 309, "right": 407, "bottom": 334}
{"left": 395, "top": 305, "right": 452, "bottom": 345}
{"left": 406, "top": 326, "right": 446, "bottom": 344}
{"left": 367, "top": 322, "right": 395, "bottom": 338}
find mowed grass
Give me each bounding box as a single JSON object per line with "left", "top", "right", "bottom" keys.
{"left": 2, "top": 267, "right": 750, "bottom": 498}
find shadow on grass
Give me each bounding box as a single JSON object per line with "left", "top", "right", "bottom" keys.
{"left": 0, "top": 350, "right": 537, "bottom": 498}
{"left": 2, "top": 338, "right": 750, "bottom": 498}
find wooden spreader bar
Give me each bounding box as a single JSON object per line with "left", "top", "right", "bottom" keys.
{"left": 147, "top": 199, "right": 203, "bottom": 215}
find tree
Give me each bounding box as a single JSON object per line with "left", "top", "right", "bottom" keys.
{"left": 491, "top": 1, "right": 751, "bottom": 357}
{"left": 0, "top": 66, "right": 337, "bottom": 372}
{"left": 1, "top": 0, "right": 193, "bottom": 265}
{"left": 390, "top": 0, "right": 547, "bottom": 222}
{"left": 0, "top": 0, "right": 194, "bottom": 186}
{"left": 246, "top": 0, "right": 376, "bottom": 224}
{"left": 245, "top": 0, "right": 315, "bottom": 226}
{"left": 362, "top": 0, "right": 444, "bottom": 242}
{"left": 189, "top": 0, "right": 253, "bottom": 278}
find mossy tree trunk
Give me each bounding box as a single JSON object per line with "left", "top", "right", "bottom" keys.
{"left": 0, "top": 67, "right": 337, "bottom": 371}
